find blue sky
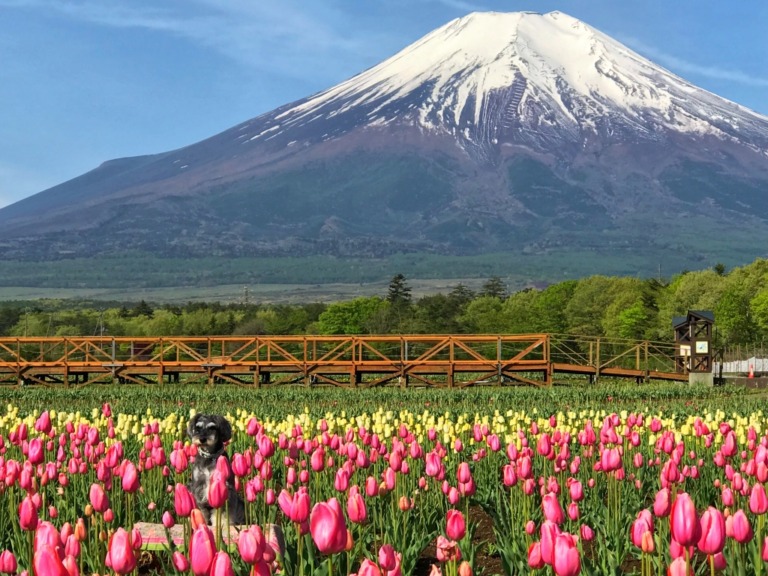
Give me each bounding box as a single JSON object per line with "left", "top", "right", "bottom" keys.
{"left": 1, "top": 0, "right": 766, "bottom": 208}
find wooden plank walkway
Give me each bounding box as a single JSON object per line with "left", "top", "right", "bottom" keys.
{"left": 0, "top": 334, "right": 687, "bottom": 387}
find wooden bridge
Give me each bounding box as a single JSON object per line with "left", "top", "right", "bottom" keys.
{"left": 0, "top": 334, "right": 687, "bottom": 387}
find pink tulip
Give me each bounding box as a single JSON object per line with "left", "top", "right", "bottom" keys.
{"left": 172, "top": 551, "right": 190, "bottom": 571}
{"left": 310, "top": 498, "right": 347, "bottom": 555}
{"left": 542, "top": 492, "right": 565, "bottom": 525}
{"left": 540, "top": 520, "right": 560, "bottom": 565}
{"left": 446, "top": 509, "right": 466, "bottom": 541}
{"left": 436, "top": 536, "right": 461, "bottom": 563}
{"left": 631, "top": 510, "right": 654, "bottom": 549}
{"left": 731, "top": 509, "right": 753, "bottom": 544}
{"left": 174, "top": 484, "right": 195, "bottom": 517}
{"left": 569, "top": 480, "right": 583, "bottom": 502}
{"left": 456, "top": 462, "right": 471, "bottom": 484}
{"left": 89, "top": 483, "right": 109, "bottom": 513}
{"left": 653, "top": 488, "right": 671, "bottom": 517}
{"left": 207, "top": 470, "right": 228, "bottom": 509}
{"left": 238, "top": 526, "right": 266, "bottom": 565}
{"left": 750, "top": 484, "right": 768, "bottom": 515}
{"left": 553, "top": 533, "right": 580, "bottom": 576}
{"left": 28, "top": 438, "right": 44, "bottom": 465}
{"left": 189, "top": 525, "right": 216, "bottom": 576}
{"left": 121, "top": 461, "right": 140, "bottom": 493}
{"left": 357, "top": 558, "right": 382, "bottom": 576}
{"left": 19, "top": 496, "right": 39, "bottom": 531}
{"left": 697, "top": 506, "right": 725, "bottom": 555}
{"left": 667, "top": 557, "right": 689, "bottom": 576}
{"left": 231, "top": 453, "right": 250, "bottom": 477}
{"left": 33, "top": 544, "right": 68, "bottom": 576}
{"left": 670, "top": 492, "right": 700, "bottom": 547}
{"left": 347, "top": 490, "right": 367, "bottom": 524}
{"left": 107, "top": 528, "right": 137, "bottom": 575}
{"left": 34, "top": 521, "right": 62, "bottom": 554}
{"left": 209, "top": 551, "right": 235, "bottom": 576}
{"left": 527, "top": 542, "right": 544, "bottom": 569}
{"left": 762, "top": 536, "right": 768, "bottom": 562}
{"left": 0, "top": 550, "right": 18, "bottom": 574}
{"left": 378, "top": 544, "right": 397, "bottom": 571}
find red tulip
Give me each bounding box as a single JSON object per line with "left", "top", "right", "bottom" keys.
{"left": 446, "top": 509, "right": 466, "bottom": 541}
{"left": 310, "top": 498, "right": 347, "bottom": 554}
{"left": 189, "top": 525, "right": 216, "bottom": 576}
{"left": 553, "top": 533, "right": 580, "bottom": 576}
{"left": 697, "top": 506, "right": 725, "bottom": 555}
{"left": 670, "top": 492, "right": 700, "bottom": 547}
{"left": 106, "top": 528, "right": 137, "bottom": 575}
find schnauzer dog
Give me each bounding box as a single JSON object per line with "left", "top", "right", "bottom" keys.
{"left": 186, "top": 413, "right": 245, "bottom": 526}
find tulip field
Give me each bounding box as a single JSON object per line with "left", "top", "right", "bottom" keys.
{"left": 2, "top": 382, "right": 768, "bottom": 575}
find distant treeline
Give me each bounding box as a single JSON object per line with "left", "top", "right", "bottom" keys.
{"left": 2, "top": 259, "right": 768, "bottom": 346}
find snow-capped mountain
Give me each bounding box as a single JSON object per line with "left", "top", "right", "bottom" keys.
{"left": 239, "top": 10, "right": 768, "bottom": 161}
{"left": 0, "top": 11, "right": 767, "bottom": 278}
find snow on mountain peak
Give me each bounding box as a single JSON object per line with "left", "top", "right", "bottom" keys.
{"left": 259, "top": 11, "right": 767, "bottom": 153}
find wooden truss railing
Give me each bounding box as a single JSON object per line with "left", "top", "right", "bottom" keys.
{"left": 0, "top": 334, "right": 684, "bottom": 388}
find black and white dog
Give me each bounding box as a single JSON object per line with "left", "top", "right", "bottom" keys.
{"left": 186, "top": 413, "right": 245, "bottom": 526}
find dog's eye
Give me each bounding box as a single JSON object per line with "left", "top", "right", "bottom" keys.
{"left": 206, "top": 422, "right": 216, "bottom": 429}
{"left": 195, "top": 421, "right": 205, "bottom": 429}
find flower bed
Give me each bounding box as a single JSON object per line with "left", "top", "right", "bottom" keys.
{"left": 0, "top": 384, "right": 767, "bottom": 574}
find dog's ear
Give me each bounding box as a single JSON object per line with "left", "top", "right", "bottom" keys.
{"left": 187, "top": 413, "right": 203, "bottom": 438}
{"left": 214, "top": 415, "right": 233, "bottom": 443}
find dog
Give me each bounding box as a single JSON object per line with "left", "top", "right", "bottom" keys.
{"left": 186, "top": 413, "right": 245, "bottom": 527}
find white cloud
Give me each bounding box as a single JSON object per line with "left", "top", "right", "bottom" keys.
{"left": 0, "top": 0, "right": 388, "bottom": 82}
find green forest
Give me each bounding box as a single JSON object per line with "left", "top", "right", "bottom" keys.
{"left": 2, "top": 258, "right": 768, "bottom": 348}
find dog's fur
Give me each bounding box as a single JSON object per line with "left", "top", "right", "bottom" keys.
{"left": 186, "top": 413, "right": 245, "bottom": 526}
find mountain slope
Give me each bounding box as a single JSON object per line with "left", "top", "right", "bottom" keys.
{"left": 0, "top": 11, "right": 767, "bottom": 274}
